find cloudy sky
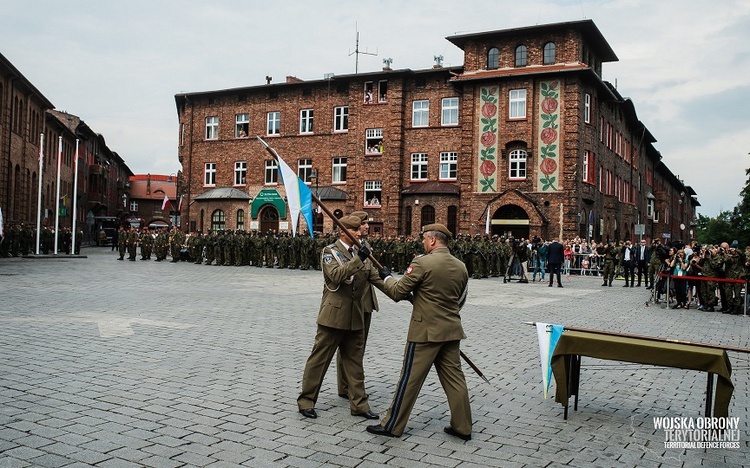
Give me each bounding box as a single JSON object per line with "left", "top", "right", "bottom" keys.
{"left": 2, "top": 0, "right": 748, "bottom": 217}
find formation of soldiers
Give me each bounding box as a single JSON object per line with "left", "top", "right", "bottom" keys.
{"left": 0, "top": 223, "right": 83, "bottom": 257}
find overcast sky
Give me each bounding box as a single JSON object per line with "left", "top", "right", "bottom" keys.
{"left": 2, "top": 0, "right": 749, "bottom": 217}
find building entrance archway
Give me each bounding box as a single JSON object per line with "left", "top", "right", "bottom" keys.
{"left": 492, "top": 204, "right": 530, "bottom": 239}
{"left": 259, "top": 205, "right": 279, "bottom": 233}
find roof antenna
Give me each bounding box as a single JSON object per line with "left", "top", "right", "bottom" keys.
{"left": 348, "top": 22, "right": 377, "bottom": 74}
{"left": 580, "top": 0, "right": 587, "bottom": 19}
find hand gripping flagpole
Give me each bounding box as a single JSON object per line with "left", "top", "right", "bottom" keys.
{"left": 257, "top": 136, "right": 491, "bottom": 385}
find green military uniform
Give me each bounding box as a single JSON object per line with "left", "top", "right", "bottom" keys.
{"left": 140, "top": 229, "right": 153, "bottom": 259}
{"left": 695, "top": 252, "right": 718, "bottom": 311}
{"left": 725, "top": 246, "right": 745, "bottom": 314}
{"left": 117, "top": 228, "right": 127, "bottom": 260}
{"left": 374, "top": 225, "right": 471, "bottom": 439}
{"left": 264, "top": 232, "right": 276, "bottom": 267}
{"left": 127, "top": 228, "right": 138, "bottom": 261}
{"left": 297, "top": 225, "right": 386, "bottom": 417}
{"left": 203, "top": 231, "right": 215, "bottom": 265}
{"left": 647, "top": 242, "right": 663, "bottom": 289}
{"left": 602, "top": 243, "right": 617, "bottom": 286}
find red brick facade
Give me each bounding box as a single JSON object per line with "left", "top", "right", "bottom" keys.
{"left": 175, "top": 20, "right": 697, "bottom": 242}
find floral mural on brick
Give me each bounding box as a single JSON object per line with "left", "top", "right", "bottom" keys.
{"left": 477, "top": 86, "right": 499, "bottom": 192}
{"left": 536, "top": 81, "right": 561, "bottom": 191}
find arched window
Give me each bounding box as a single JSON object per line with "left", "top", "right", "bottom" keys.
{"left": 211, "top": 209, "right": 225, "bottom": 231}
{"left": 487, "top": 47, "right": 499, "bottom": 69}
{"left": 509, "top": 149, "right": 527, "bottom": 179}
{"left": 236, "top": 209, "right": 245, "bottom": 230}
{"left": 421, "top": 205, "right": 435, "bottom": 227}
{"left": 515, "top": 45, "right": 527, "bottom": 67}
{"left": 543, "top": 42, "right": 556, "bottom": 64}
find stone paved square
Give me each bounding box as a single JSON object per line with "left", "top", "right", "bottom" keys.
{"left": 1, "top": 248, "right": 748, "bottom": 466}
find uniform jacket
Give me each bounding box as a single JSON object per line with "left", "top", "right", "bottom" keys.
{"left": 382, "top": 246, "right": 468, "bottom": 343}
{"left": 318, "top": 239, "right": 385, "bottom": 331}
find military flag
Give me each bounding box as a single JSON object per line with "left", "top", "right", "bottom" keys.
{"left": 275, "top": 152, "right": 314, "bottom": 237}
{"left": 536, "top": 322, "right": 564, "bottom": 399}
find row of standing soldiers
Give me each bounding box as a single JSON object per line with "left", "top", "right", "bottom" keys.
{"left": 0, "top": 224, "right": 82, "bottom": 257}
{"left": 134, "top": 229, "right": 516, "bottom": 278}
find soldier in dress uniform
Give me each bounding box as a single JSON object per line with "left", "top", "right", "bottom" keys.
{"left": 367, "top": 223, "right": 472, "bottom": 440}
{"left": 117, "top": 226, "right": 127, "bottom": 260}
{"left": 297, "top": 216, "right": 386, "bottom": 421}
{"left": 127, "top": 226, "right": 138, "bottom": 261}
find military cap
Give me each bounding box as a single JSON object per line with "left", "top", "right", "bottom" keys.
{"left": 731, "top": 240, "right": 739, "bottom": 248}
{"left": 350, "top": 210, "right": 368, "bottom": 222}
{"left": 339, "top": 215, "right": 362, "bottom": 230}
{"left": 422, "top": 223, "right": 452, "bottom": 239}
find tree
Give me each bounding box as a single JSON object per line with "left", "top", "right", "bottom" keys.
{"left": 696, "top": 167, "right": 749, "bottom": 247}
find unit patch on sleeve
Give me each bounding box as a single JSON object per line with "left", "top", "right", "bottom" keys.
{"left": 323, "top": 253, "right": 334, "bottom": 264}
{"left": 405, "top": 265, "right": 413, "bottom": 275}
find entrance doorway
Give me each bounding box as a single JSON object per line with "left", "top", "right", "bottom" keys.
{"left": 492, "top": 204, "right": 530, "bottom": 239}
{"left": 259, "top": 205, "right": 279, "bottom": 233}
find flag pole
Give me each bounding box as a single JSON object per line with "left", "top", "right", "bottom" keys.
{"left": 35, "top": 133, "right": 45, "bottom": 255}
{"left": 71, "top": 139, "right": 79, "bottom": 255}
{"left": 257, "top": 135, "right": 491, "bottom": 385}
{"left": 53, "top": 136, "right": 62, "bottom": 255}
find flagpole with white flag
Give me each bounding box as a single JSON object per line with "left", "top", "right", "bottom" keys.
{"left": 53, "top": 136, "right": 62, "bottom": 255}
{"left": 35, "top": 133, "right": 44, "bottom": 254}
{"left": 71, "top": 139, "right": 79, "bottom": 255}
{"left": 485, "top": 205, "right": 490, "bottom": 235}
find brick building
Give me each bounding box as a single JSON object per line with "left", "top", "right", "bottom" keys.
{"left": 124, "top": 173, "right": 178, "bottom": 230}
{"left": 1, "top": 52, "right": 133, "bottom": 242}
{"left": 175, "top": 19, "right": 698, "bottom": 242}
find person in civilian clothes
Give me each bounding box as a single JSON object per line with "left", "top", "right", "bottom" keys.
{"left": 297, "top": 216, "right": 387, "bottom": 421}
{"left": 547, "top": 238, "right": 564, "bottom": 287}
{"left": 367, "top": 223, "right": 472, "bottom": 441}
{"left": 634, "top": 239, "right": 651, "bottom": 287}
{"left": 621, "top": 240, "right": 636, "bottom": 287}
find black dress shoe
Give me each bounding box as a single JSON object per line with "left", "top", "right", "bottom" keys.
{"left": 352, "top": 410, "right": 379, "bottom": 420}
{"left": 444, "top": 426, "right": 471, "bottom": 441}
{"left": 558, "top": 284, "right": 563, "bottom": 288}
{"left": 338, "top": 393, "right": 348, "bottom": 399}
{"left": 299, "top": 408, "right": 317, "bottom": 419}
{"left": 366, "top": 424, "right": 398, "bottom": 437}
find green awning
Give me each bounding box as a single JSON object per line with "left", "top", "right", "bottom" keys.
{"left": 250, "top": 189, "right": 287, "bottom": 219}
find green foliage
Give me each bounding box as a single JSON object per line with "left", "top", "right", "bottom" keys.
{"left": 696, "top": 168, "right": 750, "bottom": 247}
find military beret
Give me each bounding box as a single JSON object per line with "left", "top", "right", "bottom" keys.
{"left": 422, "top": 223, "right": 452, "bottom": 239}
{"left": 731, "top": 240, "right": 739, "bottom": 248}
{"left": 350, "top": 210, "right": 368, "bottom": 222}
{"left": 339, "top": 215, "right": 362, "bottom": 230}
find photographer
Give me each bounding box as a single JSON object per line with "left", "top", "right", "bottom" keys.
{"left": 669, "top": 248, "right": 689, "bottom": 309}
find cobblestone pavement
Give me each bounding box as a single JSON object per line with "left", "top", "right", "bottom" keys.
{"left": 1, "top": 248, "right": 748, "bottom": 467}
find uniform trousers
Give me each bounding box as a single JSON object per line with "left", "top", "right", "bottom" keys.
{"left": 379, "top": 340, "right": 471, "bottom": 437}
{"left": 298, "top": 324, "right": 370, "bottom": 414}
{"left": 337, "top": 312, "right": 371, "bottom": 396}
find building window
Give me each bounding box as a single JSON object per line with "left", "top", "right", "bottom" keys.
{"left": 441, "top": 97, "right": 459, "bottom": 126}
{"left": 204, "top": 162, "right": 216, "bottom": 186}
{"left": 298, "top": 158, "right": 313, "bottom": 183}
{"left": 515, "top": 45, "right": 527, "bottom": 67}
{"left": 211, "top": 209, "right": 225, "bottom": 231}
{"left": 583, "top": 151, "right": 596, "bottom": 184}
{"left": 421, "top": 205, "right": 435, "bottom": 227}
{"left": 404, "top": 206, "right": 412, "bottom": 236}
{"left": 267, "top": 112, "right": 280, "bottom": 135}
{"left": 365, "top": 128, "right": 383, "bottom": 155}
{"left": 412, "top": 100, "right": 429, "bottom": 127}
{"left": 234, "top": 161, "right": 247, "bottom": 185}
{"left": 410, "top": 153, "right": 428, "bottom": 181}
{"left": 509, "top": 89, "right": 526, "bottom": 119}
{"left": 237, "top": 209, "right": 245, "bottom": 230}
{"left": 235, "top": 113, "right": 249, "bottom": 138}
{"left": 364, "top": 81, "right": 374, "bottom": 104}
{"left": 334, "top": 106, "right": 349, "bottom": 132}
{"left": 439, "top": 152, "right": 457, "bottom": 180}
{"left": 543, "top": 42, "right": 556, "bottom": 64}
{"left": 447, "top": 206, "right": 457, "bottom": 235}
{"left": 647, "top": 198, "right": 654, "bottom": 218}
{"left": 584, "top": 94, "right": 591, "bottom": 124}
{"left": 332, "top": 157, "right": 347, "bottom": 183}
{"left": 205, "top": 116, "right": 218, "bottom": 140}
{"left": 378, "top": 80, "right": 388, "bottom": 103}
{"left": 129, "top": 200, "right": 138, "bottom": 212}
{"left": 300, "top": 109, "right": 314, "bottom": 134}
{"left": 487, "top": 47, "right": 499, "bottom": 69}
{"left": 364, "top": 180, "right": 381, "bottom": 207}
{"left": 265, "top": 160, "right": 278, "bottom": 185}
{"left": 509, "top": 149, "right": 527, "bottom": 179}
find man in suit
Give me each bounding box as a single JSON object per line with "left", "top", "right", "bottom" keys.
{"left": 621, "top": 240, "right": 636, "bottom": 287}
{"left": 337, "top": 211, "right": 378, "bottom": 399}
{"left": 547, "top": 238, "right": 564, "bottom": 288}
{"left": 367, "top": 224, "right": 472, "bottom": 441}
{"left": 635, "top": 239, "right": 651, "bottom": 287}
{"left": 297, "top": 216, "right": 386, "bottom": 421}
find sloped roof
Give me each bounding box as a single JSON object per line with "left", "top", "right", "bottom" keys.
{"left": 194, "top": 188, "right": 252, "bottom": 201}
{"left": 312, "top": 186, "right": 347, "bottom": 201}
{"left": 401, "top": 181, "right": 460, "bottom": 196}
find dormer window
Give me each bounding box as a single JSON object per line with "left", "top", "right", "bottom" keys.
{"left": 543, "top": 42, "right": 556, "bottom": 64}
{"left": 515, "top": 45, "right": 527, "bottom": 67}
{"left": 487, "top": 47, "right": 499, "bottom": 69}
